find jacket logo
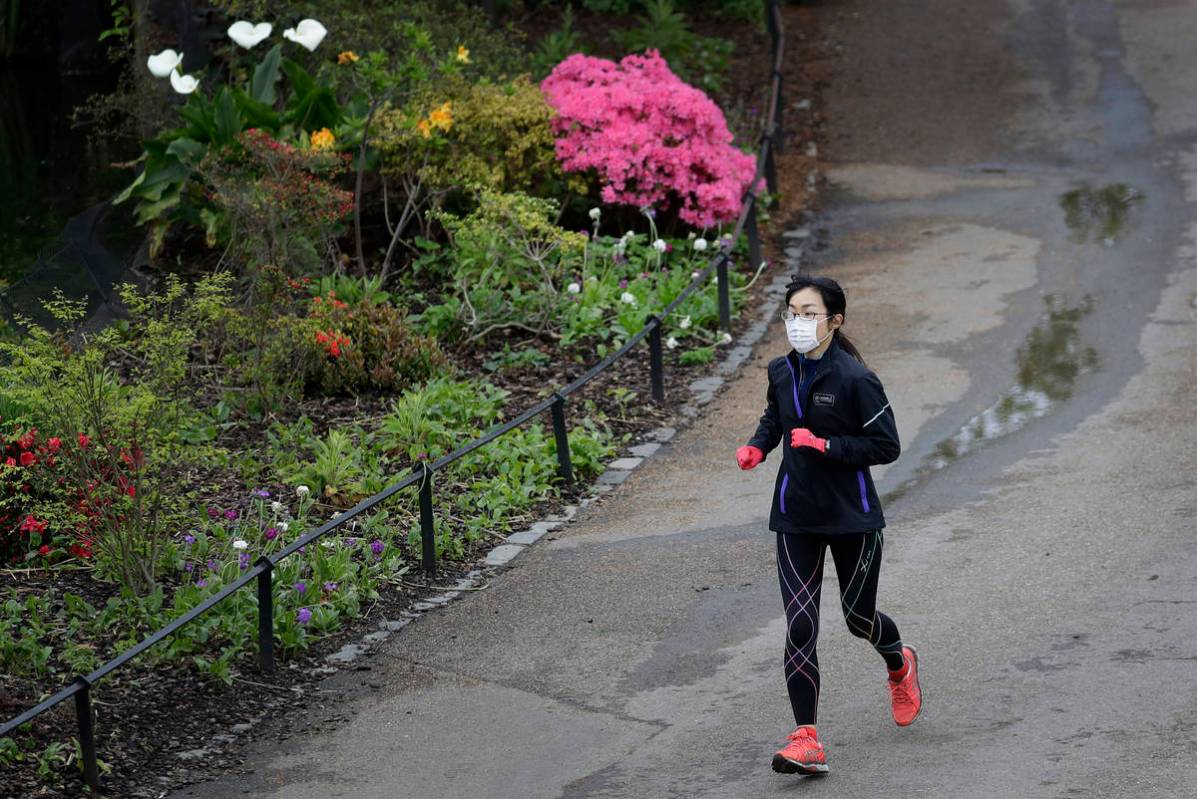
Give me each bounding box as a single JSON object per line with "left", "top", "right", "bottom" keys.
{"left": 813, "top": 392, "right": 836, "bottom": 407}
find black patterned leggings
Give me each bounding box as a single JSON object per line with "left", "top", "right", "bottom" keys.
{"left": 776, "top": 530, "right": 905, "bottom": 726}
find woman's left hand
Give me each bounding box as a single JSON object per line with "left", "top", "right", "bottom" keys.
{"left": 790, "top": 428, "right": 829, "bottom": 453}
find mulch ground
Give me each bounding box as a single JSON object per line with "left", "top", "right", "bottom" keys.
{"left": 0, "top": 5, "right": 830, "bottom": 796}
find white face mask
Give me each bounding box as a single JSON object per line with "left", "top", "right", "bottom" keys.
{"left": 785, "top": 316, "right": 832, "bottom": 354}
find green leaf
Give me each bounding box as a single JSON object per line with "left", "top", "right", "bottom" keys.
{"left": 165, "top": 137, "right": 207, "bottom": 166}
{"left": 213, "top": 88, "right": 242, "bottom": 147}
{"left": 280, "top": 58, "right": 316, "bottom": 98}
{"left": 177, "top": 92, "right": 216, "bottom": 142}
{"left": 232, "top": 88, "right": 281, "bottom": 131}
{"left": 114, "top": 170, "right": 146, "bottom": 204}
{"left": 281, "top": 58, "right": 343, "bottom": 131}
{"left": 251, "top": 43, "right": 283, "bottom": 105}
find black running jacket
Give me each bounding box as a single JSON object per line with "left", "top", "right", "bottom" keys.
{"left": 747, "top": 339, "right": 900, "bottom": 535}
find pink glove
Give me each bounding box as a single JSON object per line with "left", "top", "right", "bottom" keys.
{"left": 790, "top": 428, "right": 828, "bottom": 453}
{"left": 736, "top": 445, "right": 764, "bottom": 470}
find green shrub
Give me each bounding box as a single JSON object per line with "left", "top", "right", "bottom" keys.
{"left": 611, "top": 0, "right": 734, "bottom": 94}
{"left": 0, "top": 276, "right": 231, "bottom": 593}
{"left": 375, "top": 76, "right": 565, "bottom": 197}
{"left": 413, "top": 190, "right": 587, "bottom": 342}
{"left": 301, "top": 291, "right": 449, "bottom": 396}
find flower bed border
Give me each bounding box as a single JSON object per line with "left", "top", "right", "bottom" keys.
{"left": 0, "top": 1, "right": 790, "bottom": 789}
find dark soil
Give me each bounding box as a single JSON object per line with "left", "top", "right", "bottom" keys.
{"left": 0, "top": 4, "right": 829, "bottom": 797}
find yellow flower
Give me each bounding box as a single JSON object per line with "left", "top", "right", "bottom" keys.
{"left": 311, "top": 127, "right": 336, "bottom": 151}
{"left": 428, "top": 101, "right": 453, "bottom": 132}
{"left": 456, "top": 45, "right": 470, "bottom": 64}
{"left": 337, "top": 50, "right": 359, "bottom": 65}
{"left": 416, "top": 119, "right": 432, "bottom": 139}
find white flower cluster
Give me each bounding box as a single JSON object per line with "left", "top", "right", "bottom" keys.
{"left": 147, "top": 18, "right": 326, "bottom": 95}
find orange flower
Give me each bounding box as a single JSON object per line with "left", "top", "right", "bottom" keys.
{"left": 456, "top": 45, "right": 470, "bottom": 64}
{"left": 428, "top": 101, "right": 453, "bottom": 132}
{"left": 337, "top": 50, "right": 359, "bottom": 65}
{"left": 416, "top": 118, "right": 432, "bottom": 139}
{"left": 310, "top": 127, "right": 336, "bottom": 151}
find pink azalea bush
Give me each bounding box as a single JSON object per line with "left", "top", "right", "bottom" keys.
{"left": 540, "top": 50, "right": 757, "bottom": 229}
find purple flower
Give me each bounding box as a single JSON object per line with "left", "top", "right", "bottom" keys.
{"left": 196, "top": 578, "right": 208, "bottom": 588}
{"left": 224, "top": 509, "right": 238, "bottom": 521}
{"left": 254, "top": 488, "right": 271, "bottom": 498}
{"left": 293, "top": 581, "right": 307, "bottom": 594}
{"left": 613, "top": 253, "right": 625, "bottom": 264}
{"left": 345, "top": 537, "right": 357, "bottom": 547}
{"left": 183, "top": 561, "right": 193, "bottom": 572}
{"left": 183, "top": 534, "right": 195, "bottom": 545}
{"left": 665, "top": 243, "right": 674, "bottom": 253}
{"left": 370, "top": 538, "right": 384, "bottom": 556}
{"left": 619, "top": 279, "right": 628, "bottom": 289}
{"left": 239, "top": 553, "right": 251, "bottom": 570}
{"left": 296, "top": 607, "right": 312, "bottom": 625}
{"left": 207, "top": 559, "right": 218, "bottom": 571}
{"left": 207, "top": 507, "right": 219, "bottom": 519}
{"left": 323, "top": 581, "right": 338, "bottom": 592}
{"left": 265, "top": 527, "right": 279, "bottom": 541}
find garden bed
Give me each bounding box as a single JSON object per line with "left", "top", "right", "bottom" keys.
{"left": 0, "top": 1, "right": 829, "bottom": 795}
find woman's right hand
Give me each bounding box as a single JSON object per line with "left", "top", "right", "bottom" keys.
{"left": 736, "top": 445, "right": 764, "bottom": 470}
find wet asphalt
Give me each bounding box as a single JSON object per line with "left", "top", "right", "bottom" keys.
{"left": 170, "top": 2, "right": 1197, "bottom": 797}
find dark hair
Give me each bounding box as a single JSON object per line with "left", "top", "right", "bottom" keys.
{"left": 784, "top": 275, "right": 866, "bottom": 366}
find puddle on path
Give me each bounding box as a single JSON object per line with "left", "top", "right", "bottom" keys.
{"left": 889, "top": 295, "right": 1099, "bottom": 498}
{"left": 1059, "top": 182, "right": 1143, "bottom": 246}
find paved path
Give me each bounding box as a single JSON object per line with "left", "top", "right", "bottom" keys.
{"left": 173, "top": 2, "right": 1197, "bottom": 796}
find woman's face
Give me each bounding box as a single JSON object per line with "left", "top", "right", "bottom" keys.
{"left": 787, "top": 287, "right": 841, "bottom": 340}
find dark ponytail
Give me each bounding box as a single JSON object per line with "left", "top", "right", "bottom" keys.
{"left": 784, "top": 275, "right": 867, "bottom": 367}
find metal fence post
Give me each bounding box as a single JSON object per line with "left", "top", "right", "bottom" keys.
{"left": 747, "top": 199, "right": 763, "bottom": 274}
{"left": 717, "top": 257, "right": 732, "bottom": 335}
{"left": 256, "top": 557, "right": 274, "bottom": 674}
{"left": 419, "top": 461, "right": 436, "bottom": 576}
{"left": 765, "top": 0, "right": 780, "bottom": 54}
{"left": 73, "top": 677, "right": 100, "bottom": 790}
{"left": 775, "top": 70, "right": 785, "bottom": 151}
{"left": 550, "top": 393, "right": 574, "bottom": 484}
{"left": 764, "top": 130, "right": 779, "bottom": 198}
{"left": 646, "top": 315, "right": 666, "bottom": 403}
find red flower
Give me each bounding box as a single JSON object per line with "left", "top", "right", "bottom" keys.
{"left": 38, "top": 545, "right": 50, "bottom": 556}
{"left": 47, "top": 437, "right": 62, "bottom": 452}
{"left": 17, "top": 430, "right": 35, "bottom": 450}
{"left": 19, "top": 515, "right": 47, "bottom": 535}
{"left": 19, "top": 451, "right": 36, "bottom": 467}
{"left": 78, "top": 433, "right": 90, "bottom": 448}
{"left": 3, "top": 457, "right": 15, "bottom": 468}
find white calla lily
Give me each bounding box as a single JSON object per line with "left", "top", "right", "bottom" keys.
{"left": 147, "top": 49, "right": 183, "bottom": 78}
{"left": 283, "top": 18, "right": 327, "bottom": 51}
{"left": 169, "top": 70, "right": 200, "bottom": 94}
{"left": 228, "top": 21, "right": 273, "bottom": 49}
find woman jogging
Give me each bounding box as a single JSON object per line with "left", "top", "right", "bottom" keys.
{"left": 735, "top": 275, "right": 922, "bottom": 775}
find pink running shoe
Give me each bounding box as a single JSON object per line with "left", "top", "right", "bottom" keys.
{"left": 772, "top": 726, "right": 829, "bottom": 775}
{"left": 888, "top": 645, "right": 923, "bottom": 727}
